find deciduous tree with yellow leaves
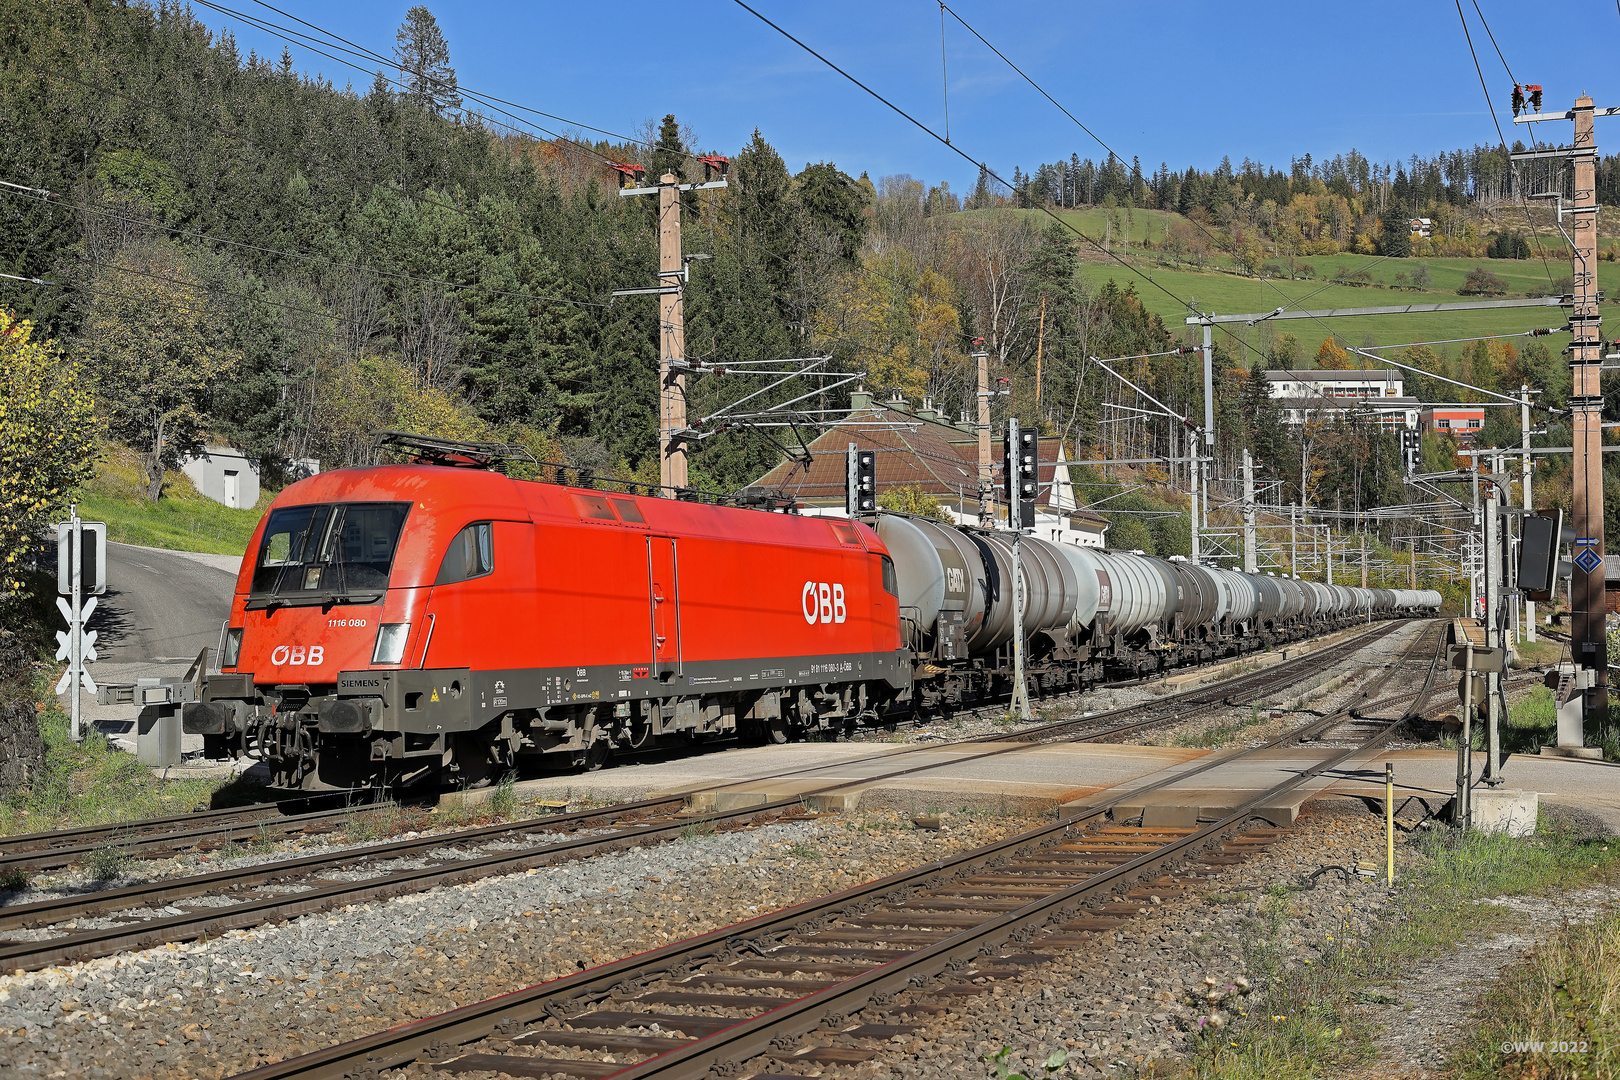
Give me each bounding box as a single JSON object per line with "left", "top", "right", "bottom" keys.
{"left": 79, "top": 243, "right": 239, "bottom": 501}
{"left": 814, "top": 252, "right": 964, "bottom": 403}
{"left": 0, "top": 311, "right": 100, "bottom": 593}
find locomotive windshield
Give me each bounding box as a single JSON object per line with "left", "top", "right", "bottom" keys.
{"left": 248, "top": 501, "right": 411, "bottom": 606}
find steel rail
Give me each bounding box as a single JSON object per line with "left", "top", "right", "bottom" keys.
{"left": 226, "top": 623, "right": 1446, "bottom": 1080}
{"left": 600, "top": 626, "right": 1449, "bottom": 1080}
{"left": 0, "top": 619, "right": 1390, "bottom": 875}
{"left": 0, "top": 799, "right": 693, "bottom": 932}
{"left": 0, "top": 800, "right": 331, "bottom": 855}
{"left": 0, "top": 621, "right": 1418, "bottom": 972}
{"left": 0, "top": 800, "right": 407, "bottom": 874}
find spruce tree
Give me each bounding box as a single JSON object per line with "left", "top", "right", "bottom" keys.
{"left": 971, "top": 164, "right": 992, "bottom": 209}
{"left": 1378, "top": 206, "right": 1412, "bottom": 258}
{"left": 650, "top": 114, "right": 687, "bottom": 182}
{"left": 394, "top": 6, "right": 461, "bottom": 115}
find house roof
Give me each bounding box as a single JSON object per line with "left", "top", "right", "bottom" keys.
{"left": 744, "top": 391, "right": 1074, "bottom": 509}
{"left": 1274, "top": 396, "right": 1421, "bottom": 408}
{"left": 1263, "top": 369, "right": 1402, "bottom": 382}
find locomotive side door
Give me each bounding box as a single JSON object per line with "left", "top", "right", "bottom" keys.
{"left": 647, "top": 537, "right": 681, "bottom": 678}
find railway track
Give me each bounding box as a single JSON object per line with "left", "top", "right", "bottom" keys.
{"left": 0, "top": 798, "right": 405, "bottom": 876}
{"left": 0, "top": 621, "right": 1419, "bottom": 977}
{"left": 229, "top": 619, "right": 1447, "bottom": 1080}
{"left": 0, "top": 621, "right": 1423, "bottom": 974}
{"left": 0, "top": 621, "right": 1396, "bottom": 879}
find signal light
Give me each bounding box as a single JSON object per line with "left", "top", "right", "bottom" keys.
{"left": 1519, "top": 509, "right": 1573, "bottom": 602}
{"left": 846, "top": 443, "right": 876, "bottom": 516}
{"left": 1003, "top": 419, "right": 1037, "bottom": 530}
{"left": 1400, "top": 428, "right": 1422, "bottom": 475}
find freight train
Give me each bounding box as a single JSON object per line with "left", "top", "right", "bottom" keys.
{"left": 178, "top": 454, "right": 1441, "bottom": 791}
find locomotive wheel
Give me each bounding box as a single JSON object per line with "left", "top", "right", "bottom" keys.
{"left": 447, "top": 733, "right": 502, "bottom": 789}
{"left": 584, "top": 740, "right": 612, "bottom": 771}
{"left": 767, "top": 715, "right": 789, "bottom": 744}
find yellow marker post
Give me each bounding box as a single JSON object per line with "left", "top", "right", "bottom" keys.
{"left": 1385, "top": 762, "right": 1395, "bottom": 885}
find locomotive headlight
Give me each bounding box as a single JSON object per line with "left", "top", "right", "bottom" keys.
{"left": 221, "top": 627, "right": 243, "bottom": 669}
{"left": 371, "top": 622, "right": 411, "bottom": 666}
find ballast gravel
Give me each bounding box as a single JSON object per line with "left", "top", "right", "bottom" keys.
{"left": 0, "top": 807, "right": 1044, "bottom": 1079}
{"left": 727, "top": 798, "right": 1433, "bottom": 1080}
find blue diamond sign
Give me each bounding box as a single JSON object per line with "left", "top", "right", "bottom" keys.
{"left": 1575, "top": 548, "right": 1604, "bottom": 575}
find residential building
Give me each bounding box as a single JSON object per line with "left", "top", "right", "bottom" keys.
{"left": 1421, "top": 406, "right": 1486, "bottom": 441}
{"left": 1263, "top": 369, "right": 1420, "bottom": 430}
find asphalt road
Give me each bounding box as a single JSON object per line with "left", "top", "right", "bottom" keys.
{"left": 94, "top": 543, "right": 240, "bottom": 664}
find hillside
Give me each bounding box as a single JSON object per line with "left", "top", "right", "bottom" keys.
{"left": 2, "top": 0, "right": 1615, "bottom": 584}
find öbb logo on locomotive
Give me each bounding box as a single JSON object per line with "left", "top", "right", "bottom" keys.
{"left": 269, "top": 644, "right": 325, "bottom": 666}
{"left": 801, "top": 581, "right": 848, "bottom": 624}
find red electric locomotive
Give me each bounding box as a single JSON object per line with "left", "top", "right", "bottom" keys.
{"left": 183, "top": 453, "right": 905, "bottom": 790}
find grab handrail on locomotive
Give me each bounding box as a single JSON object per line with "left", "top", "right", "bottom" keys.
{"left": 165, "top": 435, "right": 1442, "bottom": 791}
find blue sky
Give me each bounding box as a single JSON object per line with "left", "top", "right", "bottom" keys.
{"left": 195, "top": 0, "right": 1619, "bottom": 190}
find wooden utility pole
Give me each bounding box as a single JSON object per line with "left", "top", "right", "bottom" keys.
{"left": 1515, "top": 96, "right": 1614, "bottom": 727}
{"left": 1034, "top": 295, "right": 1046, "bottom": 409}
{"left": 657, "top": 174, "right": 688, "bottom": 491}
{"left": 975, "top": 349, "right": 992, "bottom": 524}
{"left": 615, "top": 160, "right": 728, "bottom": 494}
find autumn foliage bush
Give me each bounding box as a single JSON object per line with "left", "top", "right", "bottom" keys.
{"left": 0, "top": 310, "right": 100, "bottom": 593}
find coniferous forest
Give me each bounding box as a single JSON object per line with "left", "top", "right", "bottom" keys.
{"left": 1, "top": 0, "right": 1612, "bottom": 566}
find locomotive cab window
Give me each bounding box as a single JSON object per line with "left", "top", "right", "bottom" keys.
{"left": 436, "top": 522, "right": 494, "bottom": 585}
{"left": 250, "top": 501, "right": 410, "bottom": 603}
{"left": 879, "top": 555, "right": 898, "bottom": 598}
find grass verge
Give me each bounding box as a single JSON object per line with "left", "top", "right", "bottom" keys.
{"left": 1457, "top": 902, "right": 1620, "bottom": 1079}
{"left": 1185, "top": 818, "right": 1620, "bottom": 1080}
{"left": 1174, "top": 705, "right": 1271, "bottom": 749}
{"left": 1505, "top": 685, "right": 1620, "bottom": 762}
{"left": 0, "top": 671, "right": 226, "bottom": 836}
{"left": 78, "top": 442, "right": 269, "bottom": 557}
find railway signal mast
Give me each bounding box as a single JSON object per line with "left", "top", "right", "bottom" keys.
{"left": 614, "top": 157, "right": 730, "bottom": 494}
{"left": 1514, "top": 95, "right": 1618, "bottom": 739}
{"left": 1005, "top": 419, "right": 1037, "bottom": 721}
